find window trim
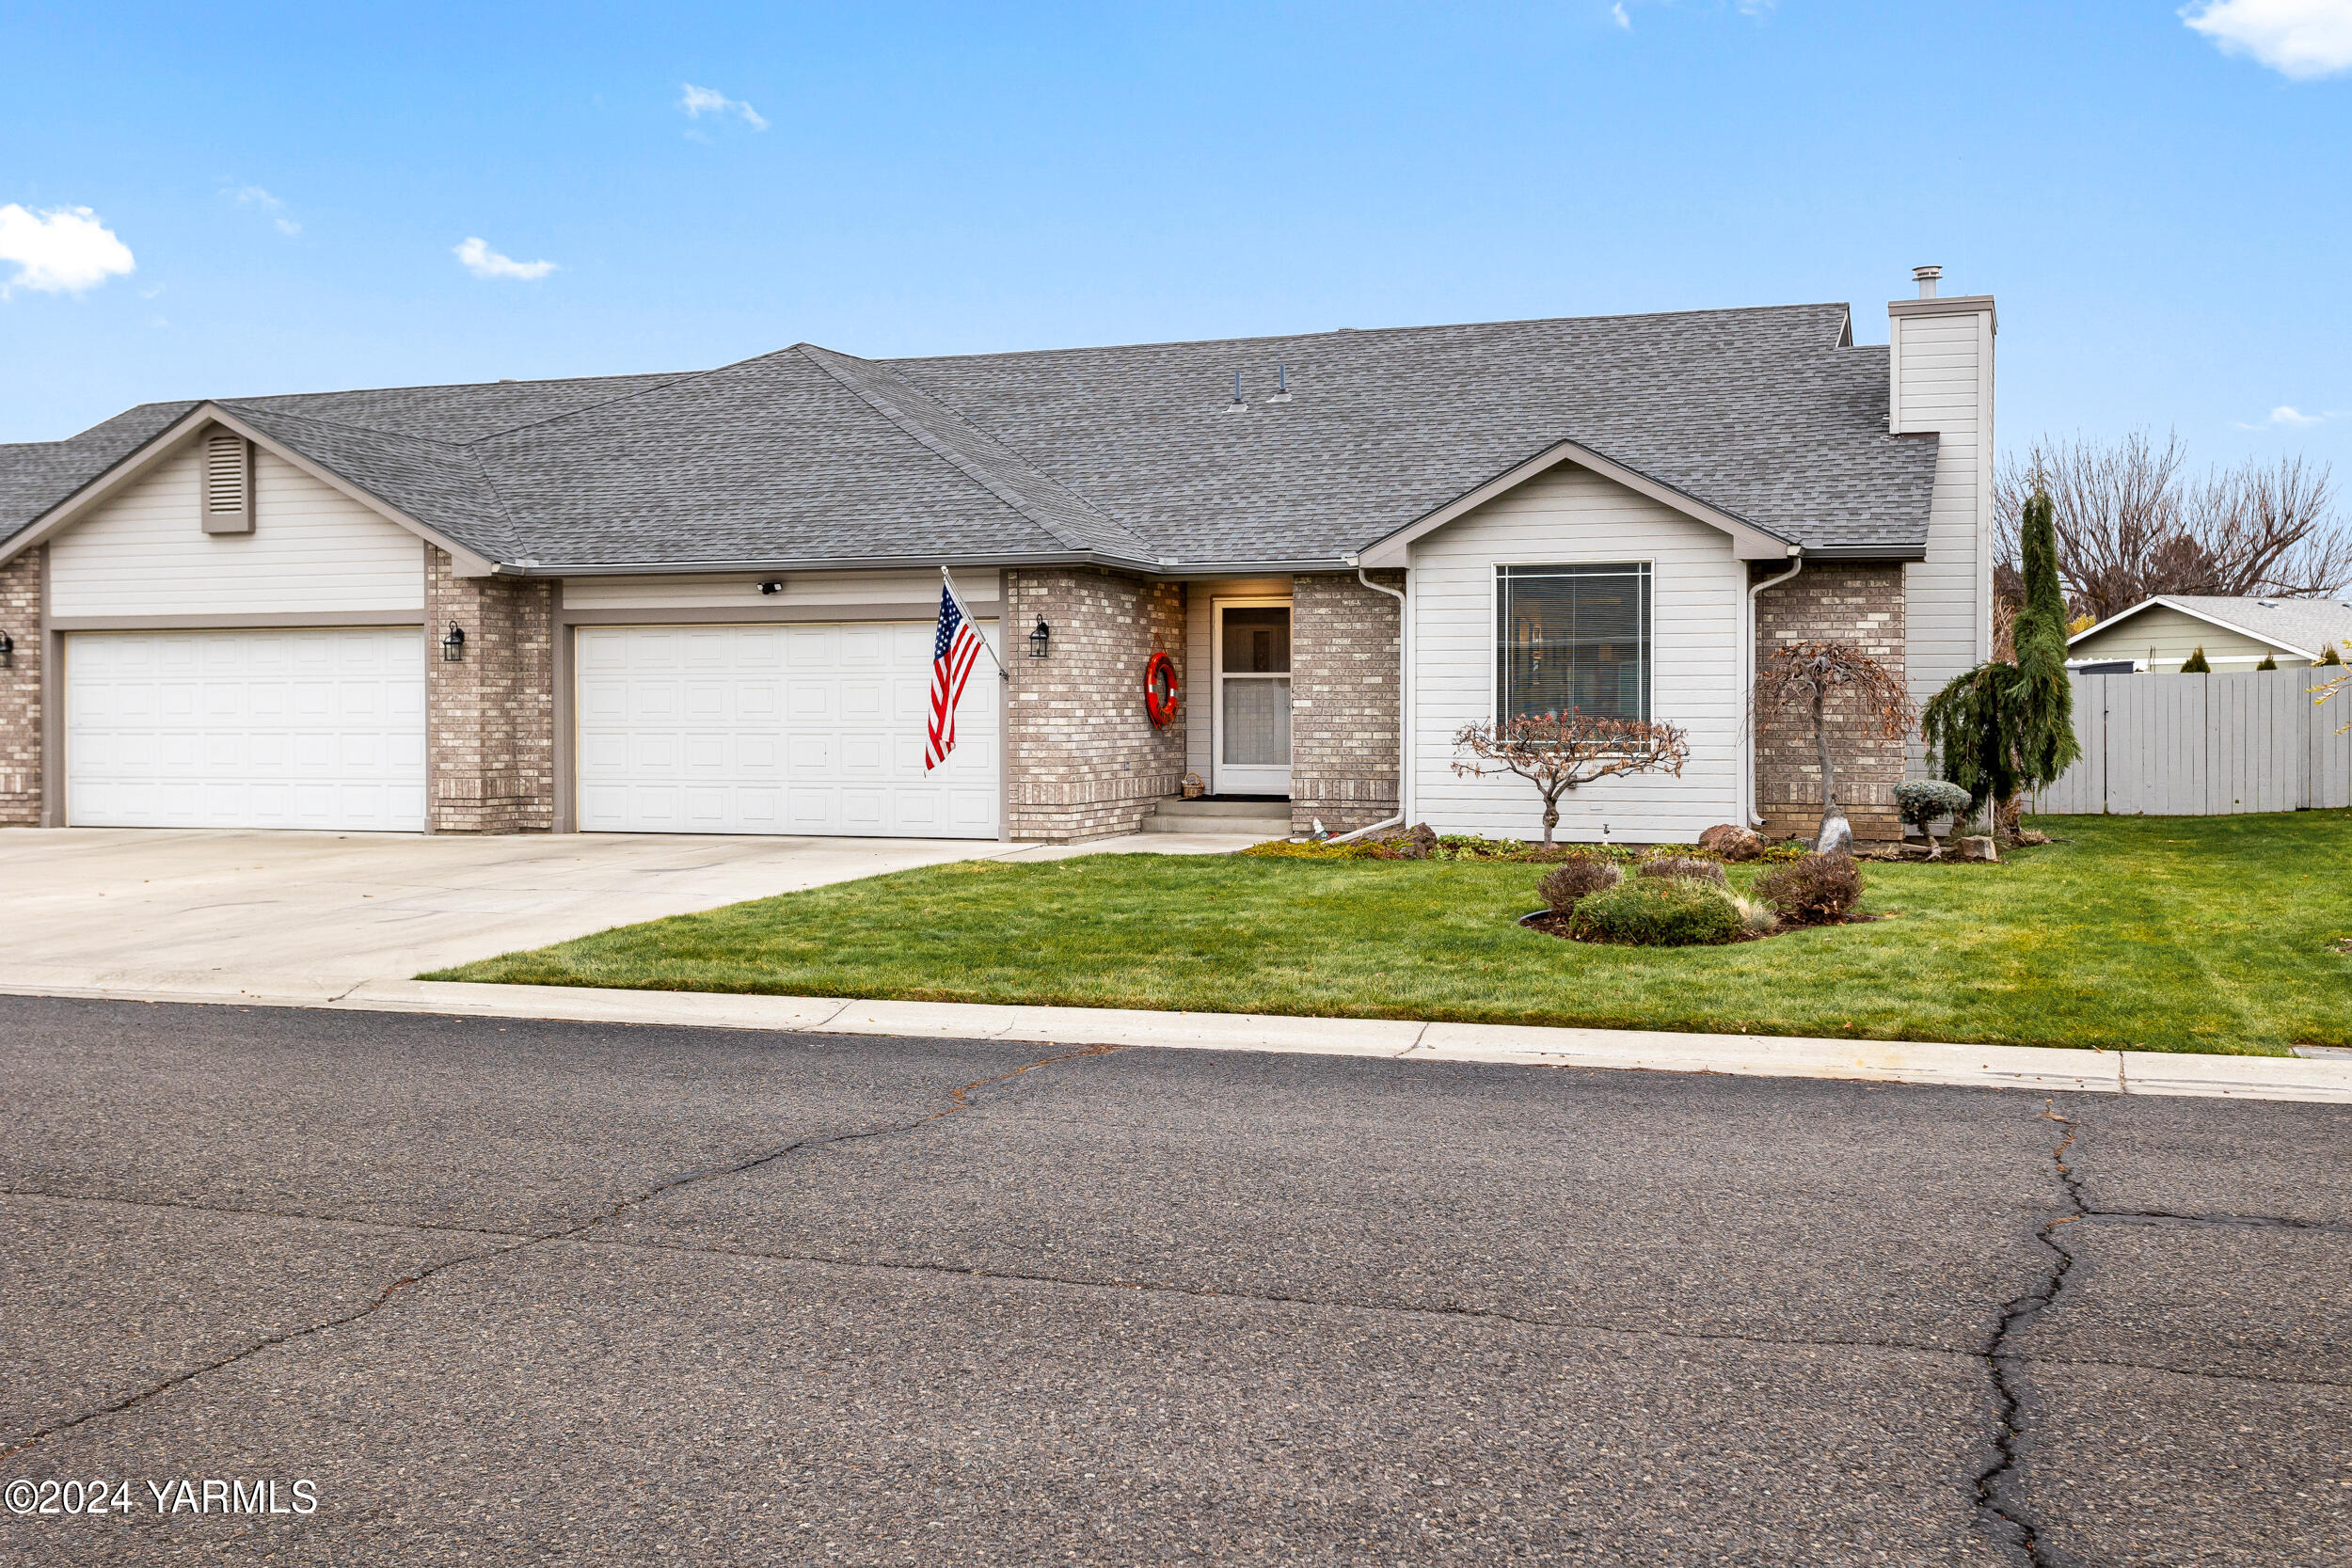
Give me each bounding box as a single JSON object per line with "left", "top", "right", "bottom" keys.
{"left": 1490, "top": 559, "right": 1654, "bottom": 725}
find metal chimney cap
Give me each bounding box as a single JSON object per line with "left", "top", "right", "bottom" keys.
{"left": 1912, "top": 264, "right": 1943, "bottom": 299}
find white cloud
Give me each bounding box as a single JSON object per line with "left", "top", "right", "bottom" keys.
{"left": 227, "top": 185, "right": 302, "bottom": 235}
{"left": 453, "top": 236, "right": 557, "bottom": 281}
{"left": 0, "top": 204, "right": 135, "bottom": 296}
{"left": 1612, "top": 2, "right": 1631, "bottom": 25}
{"left": 679, "top": 82, "right": 769, "bottom": 131}
{"left": 2270, "top": 404, "right": 2327, "bottom": 425}
{"left": 2183, "top": 0, "right": 2352, "bottom": 79}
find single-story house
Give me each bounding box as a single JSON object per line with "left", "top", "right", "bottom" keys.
{"left": 0, "top": 268, "right": 1993, "bottom": 846}
{"left": 2067, "top": 594, "right": 2352, "bottom": 673}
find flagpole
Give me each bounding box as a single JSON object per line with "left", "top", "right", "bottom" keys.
{"left": 941, "top": 565, "right": 1010, "bottom": 679}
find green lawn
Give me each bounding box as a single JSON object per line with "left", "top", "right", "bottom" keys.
{"left": 428, "top": 812, "right": 2352, "bottom": 1055}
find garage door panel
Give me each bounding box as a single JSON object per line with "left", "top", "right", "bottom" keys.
{"left": 577, "top": 621, "right": 997, "bottom": 837}
{"left": 68, "top": 628, "right": 426, "bottom": 832}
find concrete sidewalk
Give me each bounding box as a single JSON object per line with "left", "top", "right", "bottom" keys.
{"left": 3, "top": 965, "right": 2345, "bottom": 1105}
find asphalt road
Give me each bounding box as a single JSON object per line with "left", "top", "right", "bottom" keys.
{"left": 0, "top": 996, "right": 2344, "bottom": 1566}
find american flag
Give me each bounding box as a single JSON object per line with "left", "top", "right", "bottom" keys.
{"left": 925, "top": 582, "right": 986, "bottom": 771}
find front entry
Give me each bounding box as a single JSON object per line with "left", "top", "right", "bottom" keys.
{"left": 1212, "top": 598, "right": 1293, "bottom": 796}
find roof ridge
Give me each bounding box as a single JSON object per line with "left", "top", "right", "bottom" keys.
{"left": 879, "top": 301, "right": 1854, "bottom": 369}
{"left": 796, "top": 344, "right": 1157, "bottom": 562}
{"left": 220, "top": 400, "right": 474, "bottom": 451}
{"left": 446, "top": 368, "right": 716, "bottom": 446}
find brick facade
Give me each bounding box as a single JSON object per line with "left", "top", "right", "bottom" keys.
{"left": 1289, "top": 570, "right": 1403, "bottom": 835}
{"left": 1753, "top": 562, "right": 1908, "bottom": 841}
{"left": 1003, "top": 567, "right": 1186, "bottom": 841}
{"left": 0, "top": 547, "right": 40, "bottom": 826}
{"left": 425, "top": 549, "right": 555, "bottom": 833}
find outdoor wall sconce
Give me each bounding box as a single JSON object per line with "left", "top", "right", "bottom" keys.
{"left": 440, "top": 622, "right": 466, "bottom": 662}
{"left": 0, "top": 631, "right": 12, "bottom": 669}
{"left": 1027, "top": 616, "right": 1052, "bottom": 658}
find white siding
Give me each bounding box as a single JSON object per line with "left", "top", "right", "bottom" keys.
{"left": 562, "top": 569, "right": 993, "bottom": 612}
{"left": 1891, "top": 308, "right": 1995, "bottom": 725}
{"left": 50, "top": 444, "right": 425, "bottom": 618}
{"left": 1407, "top": 465, "right": 1743, "bottom": 842}
{"left": 1184, "top": 577, "right": 1293, "bottom": 782}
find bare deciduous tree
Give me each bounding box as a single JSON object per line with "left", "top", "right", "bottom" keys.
{"left": 1994, "top": 432, "right": 2352, "bottom": 622}
{"left": 1752, "top": 641, "right": 1917, "bottom": 853}
{"left": 1450, "top": 711, "right": 1690, "bottom": 846}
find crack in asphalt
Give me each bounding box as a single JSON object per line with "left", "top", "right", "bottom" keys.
{"left": 1970, "top": 1098, "right": 2084, "bottom": 1568}
{"left": 0, "top": 1042, "right": 1121, "bottom": 1465}
{"left": 10, "top": 1178, "right": 2344, "bottom": 1402}
{"left": 0, "top": 1187, "right": 537, "bottom": 1241}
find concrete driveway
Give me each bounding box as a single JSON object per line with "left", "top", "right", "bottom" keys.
{"left": 0, "top": 826, "right": 1260, "bottom": 992}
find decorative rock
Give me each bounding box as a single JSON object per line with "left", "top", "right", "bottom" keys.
{"left": 1696, "top": 823, "right": 1764, "bottom": 862}
{"left": 1815, "top": 814, "right": 1854, "bottom": 856}
{"left": 1957, "top": 834, "right": 1998, "bottom": 863}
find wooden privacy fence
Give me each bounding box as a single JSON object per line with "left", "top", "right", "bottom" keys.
{"left": 2030, "top": 668, "right": 2352, "bottom": 816}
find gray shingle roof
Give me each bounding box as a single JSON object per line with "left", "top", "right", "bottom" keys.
{"left": 2, "top": 303, "right": 1939, "bottom": 572}
{"left": 2082, "top": 595, "right": 2352, "bottom": 659}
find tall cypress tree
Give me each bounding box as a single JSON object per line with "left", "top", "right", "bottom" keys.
{"left": 1922, "top": 489, "right": 2080, "bottom": 814}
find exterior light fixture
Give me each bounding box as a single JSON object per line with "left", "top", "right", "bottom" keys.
{"left": 0, "top": 631, "right": 12, "bottom": 669}
{"left": 440, "top": 622, "right": 467, "bottom": 662}
{"left": 1027, "top": 617, "right": 1052, "bottom": 659}
{"left": 758, "top": 579, "right": 785, "bottom": 595}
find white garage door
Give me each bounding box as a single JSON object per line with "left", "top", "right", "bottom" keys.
{"left": 66, "top": 627, "right": 427, "bottom": 832}
{"left": 575, "top": 622, "right": 1000, "bottom": 838}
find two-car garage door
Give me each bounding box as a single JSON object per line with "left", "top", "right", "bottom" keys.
{"left": 575, "top": 622, "right": 1000, "bottom": 838}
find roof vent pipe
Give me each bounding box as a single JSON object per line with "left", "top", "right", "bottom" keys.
{"left": 1913, "top": 264, "right": 1942, "bottom": 299}
{"left": 1227, "top": 371, "right": 1247, "bottom": 413}
{"left": 1267, "top": 365, "right": 1292, "bottom": 404}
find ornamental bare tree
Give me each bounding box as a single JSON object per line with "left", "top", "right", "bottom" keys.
{"left": 1994, "top": 432, "right": 2352, "bottom": 620}
{"left": 1450, "top": 711, "right": 1690, "bottom": 846}
{"left": 1752, "top": 641, "right": 1917, "bottom": 854}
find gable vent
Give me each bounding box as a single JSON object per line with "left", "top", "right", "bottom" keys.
{"left": 200, "top": 431, "right": 254, "bottom": 534}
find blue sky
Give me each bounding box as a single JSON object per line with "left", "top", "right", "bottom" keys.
{"left": 4, "top": 1, "right": 2349, "bottom": 477}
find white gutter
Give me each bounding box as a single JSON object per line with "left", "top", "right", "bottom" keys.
{"left": 1322, "top": 563, "right": 1409, "bottom": 846}
{"left": 1743, "top": 549, "right": 1804, "bottom": 828}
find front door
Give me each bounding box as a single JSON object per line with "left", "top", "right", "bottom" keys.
{"left": 1213, "top": 599, "right": 1292, "bottom": 796}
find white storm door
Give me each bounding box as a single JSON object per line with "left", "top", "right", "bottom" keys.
{"left": 65, "top": 627, "right": 427, "bottom": 832}
{"left": 1212, "top": 599, "right": 1293, "bottom": 796}
{"left": 573, "top": 621, "right": 1000, "bottom": 838}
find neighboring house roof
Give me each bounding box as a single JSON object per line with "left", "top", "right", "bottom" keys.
{"left": 1, "top": 303, "right": 1941, "bottom": 576}
{"left": 2069, "top": 594, "right": 2352, "bottom": 661}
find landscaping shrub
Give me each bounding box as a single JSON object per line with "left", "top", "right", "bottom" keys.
{"left": 2180, "top": 646, "right": 2211, "bottom": 673}
{"left": 1570, "top": 876, "right": 1744, "bottom": 946}
{"left": 1635, "top": 854, "right": 1727, "bottom": 887}
{"left": 1536, "top": 858, "right": 1623, "bottom": 911}
{"left": 1731, "top": 895, "right": 1779, "bottom": 937}
{"left": 1753, "top": 851, "right": 1864, "bottom": 926}
{"left": 1894, "top": 780, "right": 1975, "bottom": 855}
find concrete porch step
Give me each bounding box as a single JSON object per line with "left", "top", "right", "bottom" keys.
{"left": 1141, "top": 797, "right": 1292, "bottom": 836}
{"left": 1152, "top": 797, "right": 1292, "bottom": 819}
{"left": 1138, "top": 814, "right": 1292, "bottom": 836}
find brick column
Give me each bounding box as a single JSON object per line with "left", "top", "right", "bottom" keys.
{"left": 1753, "top": 562, "right": 1908, "bottom": 841}
{"left": 0, "top": 547, "right": 41, "bottom": 826}
{"left": 425, "top": 549, "right": 555, "bottom": 833}
{"left": 1003, "top": 567, "right": 1186, "bottom": 841}
{"left": 1289, "top": 570, "right": 1403, "bottom": 835}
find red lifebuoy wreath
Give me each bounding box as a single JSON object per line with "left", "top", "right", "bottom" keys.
{"left": 1144, "top": 650, "right": 1181, "bottom": 727}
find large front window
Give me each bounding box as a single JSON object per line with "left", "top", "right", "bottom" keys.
{"left": 1497, "top": 562, "right": 1651, "bottom": 721}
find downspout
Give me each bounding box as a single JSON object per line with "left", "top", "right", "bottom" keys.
{"left": 1322, "top": 564, "right": 1409, "bottom": 845}
{"left": 1743, "top": 549, "right": 1804, "bottom": 829}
